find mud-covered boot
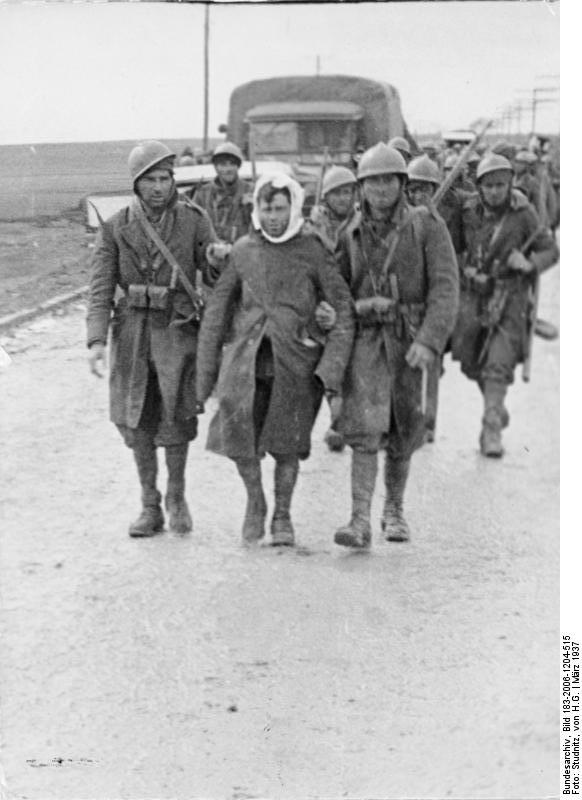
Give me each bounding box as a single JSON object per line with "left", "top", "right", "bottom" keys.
{"left": 479, "top": 380, "right": 509, "bottom": 458}
{"left": 334, "top": 450, "right": 378, "bottom": 549}
{"left": 324, "top": 427, "right": 345, "bottom": 453}
{"left": 271, "top": 456, "right": 299, "bottom": 546}
{"left": 129, "top": 437, "right": 164, "bottom": 537}
{"left": 381, "top": 455, "right": 411, "bottom": 542}
{"left": 165, "top": 444, "right": 193, "bottom": 533}
{"left": 235, "top": 458, "right": 267, "bottom": 544}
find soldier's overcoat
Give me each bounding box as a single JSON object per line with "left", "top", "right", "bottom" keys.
{"left": 192, "top": 177, "right": 253, "bottom": 243}
{"left": 86, "top": 196, "right": 216, "bottom": 430}
{"left": 335, "top": 198, "right": 459, "bottom": 456}
{"left": 196, "top": 228, "right": 355, "bottom": 459}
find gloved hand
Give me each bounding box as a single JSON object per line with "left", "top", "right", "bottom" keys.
{"left": 507, "top": 249, "right": 533, "bottom": 273}
{"left": 315, "top": 301, "right": 336, "bottom": 331}
{"left": 405, "top": 342, "right": 435, "bottom": 370}
{"left": 89, "top": 342, "right": 106, "bottom": 377}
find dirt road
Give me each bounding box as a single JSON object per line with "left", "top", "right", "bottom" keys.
{"left": 0, "top": 267, "right": 559, "bottom": 799}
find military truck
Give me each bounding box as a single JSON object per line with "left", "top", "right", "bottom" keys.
{"left": 221, "top": 75, "right": 416, "bottom": 172}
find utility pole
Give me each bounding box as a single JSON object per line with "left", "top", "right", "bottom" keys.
{"left": 203, "top": 2, "right": 209, "bottom": 153}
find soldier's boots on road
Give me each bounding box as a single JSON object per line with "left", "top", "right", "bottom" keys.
{"left": 334, "top": 450, "right": 378, "bottom": 549}
{"left": 270, "top": 456, "right": 299, "bottom": 546}
{"left": 129, "top": 439, "right": 164, "bottom": 537}
{"left": 165, "top": 444, "right": 192, "bottom": 534}
{"left": 479, "top": 380, "right": 509, "bottom": 458}
{"left": 324, "top": 427, "right": 345, "bottom": 453}
{"left": 235, "top": 458, "right": 267, "bottom": 544}
{"left": 381, "top": 455, "right": 411, "bottom": 542}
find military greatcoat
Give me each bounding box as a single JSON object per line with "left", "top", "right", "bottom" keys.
{"left": 335, "top": 198, "right": 459, "bottom": 457}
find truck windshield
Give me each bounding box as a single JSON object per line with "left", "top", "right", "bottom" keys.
{"left": 251, "top": 120, "right": 355, "bottom": 156}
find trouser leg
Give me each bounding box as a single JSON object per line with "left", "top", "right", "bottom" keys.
{"left": 235, "top": 457, "right": 267, "bottom": 543}
{"left": 334, "top": 449, "right": 378, "bottom": 549}
{"left": 164, "top": 443, "right": 192, "bottom": 533}
{"left": 270, "top": 455, "right": 299, "bottom": 546}
{"left": 381, "top": 454, "right": 411, "bottom": 542}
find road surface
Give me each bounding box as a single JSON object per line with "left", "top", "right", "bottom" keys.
{"left": 0, "top": 267, "right": 559, "bottom": 799}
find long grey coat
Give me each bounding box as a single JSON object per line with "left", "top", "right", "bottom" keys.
{"left": 335, "top": 198, "right": 459, "bottom": 457}
{"left": 196, "top": 228, "right": 355, "bottom": 459}
{"left": 86, "top": 196, "right": 216, "bottom": 429}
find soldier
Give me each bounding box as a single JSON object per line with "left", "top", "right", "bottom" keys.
{"left": 451, "top": 154, "right": 558, "bottom": 457}
{"left": 195, "top": 173, "right": 355, "bottom": 548}
{"left": 307, "top": 165, "right": 358, "bottom": 251}
{"left": 406, "top": 154, "right": 447, "bottom": 445}
{"left": 307, "top": 164, "right": 358, "bottom": 453}
{"left": 192, "top": 141, "right": 253, "bottom": 251}
{"left": 513, "top": 150, "right": 541, "bottom": 208}
{"left": 332, "top": 143, "right": 459, "bottom": 548}
{"left": 465, "top": 151, "right": 481, "bottom": 189}
{"left": 387, "top": 136, "right": 413, "bottom": 165}
{"left": 87, "top": 141, "right": 218, "bottom": 537}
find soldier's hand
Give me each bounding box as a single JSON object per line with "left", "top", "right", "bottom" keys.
{"left": 326, "top": 392, "right": 343, "bottom": 425}
{"left": 207, "top": 242, "right": 232, "bottom": 262}
{"left": 405, "top": 342, "right": 435, "bottom": 370}
{"left": 315, "top": 301, "right": 336, "bottom": 331}
{"left": 507, "top": 249, "right": 533, "bottom": 273}
{"left": 242, "top": 192, "right": 254, "bottom": 206}
{"left": 89, "top": 343, "right": 106, "bottom": 378}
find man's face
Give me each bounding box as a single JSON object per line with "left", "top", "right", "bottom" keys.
{"left": 136, "top": 168, "right": 173, "bottom": 211}
{"left": 479, "top": 170, "right": 512, "bottom": 208}
{"left": 407, "top": 180, "right": 435, "bottom": 208}
{"left": 514, "top": 161, "right": 528, "bottom": 176}
{"left": 258, "top": 192, "right": 291, "bottom": 238}
{"left": 362, "top": 174, "right": 401, "bottom": 213}
{"left": 214, "top": 156, "right": 239, "bottom": 185}
{"left": 325, "top": 184, "right": 355, "bottom": 218}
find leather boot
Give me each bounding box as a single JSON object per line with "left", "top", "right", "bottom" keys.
{"left": 165, "top": 444, "right": 192, "bottom": 534}
{"left": 271, "top": 456, "right": 299, "bottom": 546}
{"left": 129, "top": 436, "right": 164, "bottom": 537}
{"left": 334, "top": 450, "right": 378, "bottom": 549}
{"left": 479, "top": 380, "right": 509, "bottom": 458}
{"left": 235, "top": 458, "right": 267, "bottom": 544}
{"left": 381, "top": 455, "right": 411, "bottom": 542}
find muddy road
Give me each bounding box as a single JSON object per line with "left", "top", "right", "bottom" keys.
{"left": 0, "top": 267, "right": 559, "bottom": 799}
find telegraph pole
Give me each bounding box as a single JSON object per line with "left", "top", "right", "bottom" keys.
{"left": 203, "top": 2, "right": 210, "bottom": 152}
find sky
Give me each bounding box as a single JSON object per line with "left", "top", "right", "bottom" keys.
{"left": 0, "top": 0, "right": 561, "bottom": 146}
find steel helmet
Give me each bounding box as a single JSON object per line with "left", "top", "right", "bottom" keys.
{"left": 212, "top": 141, "right": 243, "bottom": 166}
{"left": 467, "top": 152, "right": 481, "bottom": 165}
{"left": 476, "top": 154, "right": 514, "bottom": 181}
{"left": 407, "top": 155, "right": 441, "bottom": 186}
{"left": 387, "top": 136, "right": 411, "bottom": 157}
{"left": 357, "top": 143, "right": 408, "bottom": 181}
{"left": 514, "top": 150, "right": 538, "bottom": 164}
{"left": 322, "top": 165, "right": 357, "bottom": 197}
{"left": 492, "top": 140, "right": 517, "bottom": 160}
{"left": 128, "top": 140, "right": 176, "bottom": 184}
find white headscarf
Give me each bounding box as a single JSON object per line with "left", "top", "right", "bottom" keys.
{"left": 251, "top": 172, "right": 305, "bottom": 244}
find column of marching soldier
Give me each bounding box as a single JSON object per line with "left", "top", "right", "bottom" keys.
{"left": 87, "top": 134, "right": 559, "bottom": 548}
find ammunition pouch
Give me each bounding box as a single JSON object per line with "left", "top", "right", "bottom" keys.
{"left": 356, "top": 297, "right": 425, "bottom": 341}
{"left": 126, "top": 284, "right": 173, "bottom": 311}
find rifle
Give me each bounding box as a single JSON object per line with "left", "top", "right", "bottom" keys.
{"left": 433, "top": 119, "right": 494, "bottom": 208}
{"left": 314, "top": 146, "right": 330, "bottom": 207}
{"left": 248, "top": 131, "right": 257, "bottom": 183}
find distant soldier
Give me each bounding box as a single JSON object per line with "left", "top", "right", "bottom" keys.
{"left": 465, "top": 151, "right": 481, "bottom": 189}
{"left": 333, "top": 143, "right": 459, "bottom": 548}
{"left": 192, "top": 141, "right": 253, "bottom": 253}
{"left": 387, "top": 136, "right": 413, "bottom": 165}
{"left": 307, "top": 164, "right": 359, "bottom": 453}
{"left": 513, "top": 150, "right": 541, "bottom": 208}
{"left": 87, "top": 141, "right": 219, "bottom": 537}
{"left": 451, "top": 154, "right": 558, "bottom": 457}
{"left": 178, "top": 146, "right": 195, "bottom": 166}
{"left": 406, "top": 154, "right": 448, "bottom": 444}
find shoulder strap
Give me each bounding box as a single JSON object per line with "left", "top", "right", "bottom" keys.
{"left": 135, "top": 207, "right": 201, "bottom": 305}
